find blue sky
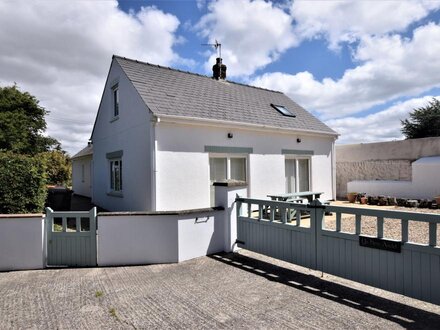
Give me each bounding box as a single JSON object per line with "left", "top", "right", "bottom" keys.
{"left": 0, "top": 0, "right": 440, "bottom": 154}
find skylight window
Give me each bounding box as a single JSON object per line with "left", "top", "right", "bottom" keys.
{"left": 271, "top": 104, "right": 295, "bottom": 117}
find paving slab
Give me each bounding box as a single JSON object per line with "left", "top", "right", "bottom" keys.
{"left": 0, "top": 250, "right": 439, "bottom": 329}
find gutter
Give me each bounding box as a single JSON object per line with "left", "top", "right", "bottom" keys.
{"left": 156, "top": 114, "right": 339, "bottom": 138}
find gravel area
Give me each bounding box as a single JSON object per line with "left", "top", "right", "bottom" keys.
{"left": 1, "top": 250, "right": 440, "bottom": 329}
{"left": 324, "top": 205, "right": 440, "bottom": 245}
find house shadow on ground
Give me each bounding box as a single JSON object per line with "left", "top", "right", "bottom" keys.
{"left": 209, "top": 252, "right": 440, "bottom": 329}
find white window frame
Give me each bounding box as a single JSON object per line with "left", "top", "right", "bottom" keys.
{"left": 109, "top": 158, "right": 123, "bottom": 194}
{"left": 209, "top": 153, "right": 248, "bottom": 182}
{"left": 285, "top": 156, "right": 311, "bottom": 193}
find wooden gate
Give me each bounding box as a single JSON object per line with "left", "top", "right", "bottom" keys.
{"left": 236, "top": 197, "right": 440, "bottom": 305}
{"left": 46, "top": 207, "right": 97, "bottom": 267}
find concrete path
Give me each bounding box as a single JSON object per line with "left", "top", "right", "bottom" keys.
{"left": 1, "top": 250, "right": 439, "bottom": 329}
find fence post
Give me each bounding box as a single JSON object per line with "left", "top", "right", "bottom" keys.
{"left": 310, "top": 199, "right": 325, "bottom": 271}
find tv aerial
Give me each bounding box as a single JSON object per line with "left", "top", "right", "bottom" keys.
{"left": 201, "top": 40, "right": 222, "bottom": 58}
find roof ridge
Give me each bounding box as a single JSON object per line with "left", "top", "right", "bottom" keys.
{"left": 112, "top": 54, "right": 283, "bottom": 94}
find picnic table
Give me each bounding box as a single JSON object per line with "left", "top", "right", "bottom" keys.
{"left": 267, "top": 191, "right": 324, "bottom": 204}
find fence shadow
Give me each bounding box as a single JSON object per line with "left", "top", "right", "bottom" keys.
{"left": 209, "top": 252, "right": 440, "bottom": 330}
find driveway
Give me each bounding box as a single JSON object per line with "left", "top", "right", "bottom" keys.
{"left": 1, "top": 250, "right": 439, "bottom": 329}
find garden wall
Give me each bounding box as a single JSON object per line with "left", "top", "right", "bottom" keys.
{"left": 336, "top": 137, "right": 440, "bottom": 198}
{"left": 0, "top": 214, "right": 44, "bottom": 271}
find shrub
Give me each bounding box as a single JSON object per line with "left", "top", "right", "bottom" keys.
{"left": 0, "top": 151, "right": 47, "bottom": 213}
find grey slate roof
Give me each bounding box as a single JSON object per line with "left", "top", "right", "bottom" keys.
{"left": 114, "top": 56, "right": 337, "bottom": 135}
{"left": 72, "top": 144, "right": 93, "bottom": 159}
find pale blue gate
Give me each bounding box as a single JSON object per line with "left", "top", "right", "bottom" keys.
{"left": 236, "top": 197, "right": 440, "bottom": 305}
{"left": 46, "top": 207, "right": 97, "bottom": 267}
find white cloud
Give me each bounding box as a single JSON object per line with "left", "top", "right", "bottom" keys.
{"left": 326, "top": 95, "right": 439, "bottom": 144}
{"left": 0, "top": 0, "right": 182, "bottom": 155}
{"left": 252, "top": 23, "right": 440, "bottom": 119}
{"left": 196, "top": 0, "right": 298, "bottom": 77}
{"left": 291, "top": 0, "right": 440, "bottom": 49}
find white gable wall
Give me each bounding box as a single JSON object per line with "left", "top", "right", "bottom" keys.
{"left": 91, "top": 61, "right": 153, "bottom": 211}
{"left": 155, "top": 121, "right": 335, "bottom": 211}
{"left": 72, "top": 155, "right": 92, "bottom": 198}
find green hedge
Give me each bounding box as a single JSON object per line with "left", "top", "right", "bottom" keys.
{"left": 0, "top": 152, "right": 47, "bottom": 213}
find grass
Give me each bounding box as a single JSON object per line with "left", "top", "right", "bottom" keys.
{"left": 95, "top": 290, "right": 103, "bottom": 298}
{"left": 109, "top": 308, "right": 117, "bottom": 319}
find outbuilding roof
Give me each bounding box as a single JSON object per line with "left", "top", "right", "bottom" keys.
{"left": 72, "top": 144, "right": 93, "bottom": 159}
{"left": 114, "top": 55, "right": 337, "bottom": 135}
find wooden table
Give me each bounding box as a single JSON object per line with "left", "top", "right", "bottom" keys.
{"left": 267, "top": 191, "right": 324, "bottom": 204}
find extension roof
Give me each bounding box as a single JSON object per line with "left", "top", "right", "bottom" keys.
{"left": 113, "top": 55, "right": 337, "bottom": 136}
{"left": 72, "top": 144, "right": 93, "bottom": 159}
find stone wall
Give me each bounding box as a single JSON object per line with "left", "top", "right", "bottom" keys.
{"left": 337, "top": 160, "right": 411, "bottom": 198}
{"left": 336, "top": 137, "right": 440, "bottom": 199}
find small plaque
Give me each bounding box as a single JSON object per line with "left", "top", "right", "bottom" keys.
{"left": 359, "top": 236, "right": 401, "bottom": 253}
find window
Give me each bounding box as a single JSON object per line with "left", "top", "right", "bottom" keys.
{"left": 110, "top": 159, "right": 122, "bottom": 192}
{"left": 209, "top": 155, "right": 247, "bottom": 205}
{"left": 271, "top": 104, "right": 295, "bottom": 117}
{"left": 112, "top": 84, "right": 119, "bottom": 117}
{"left": 209, "top": 156, "right": 247, "bottom": 182}
{"left": 285, "top": 158, "right": 310, "bottom": 193}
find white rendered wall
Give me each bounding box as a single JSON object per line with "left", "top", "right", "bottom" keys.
{"left": 156, "top": 122, "right": 334, "bottom": 210}
{"left": 92, "top": 60, "right": 152, "bottom": 211}
{"left": 348, "top": 180, "right": 414, "bottom": 198}
{"left": 72, "top": 156, "right": 92, "bottom": 198}
{"left": 0, "top": 216, "right": 44, "bottom": 271}
{"left": 98, "top": 209, "right": 225, "bottom": 266}
{"left": 177, "top": 211, "right": 225, "bottom": 262}
{"left": 215, "top": 185, "right": 248, "bottom": 252}
{"left": 156, "top": 151, "right": 210, "bottom": 211}
{"left": 249, "top": 154, "right": 284, "bottom": 199}
{"left": 97, "top": 214, "right": 179, "bottom": 265}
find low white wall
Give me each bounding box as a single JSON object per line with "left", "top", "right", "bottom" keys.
{"left": 97, "top": 214, "right": 179, "bottom": 266}
{"left": 0, "top": 215, "right": 44, "bottom": 271}
{"left": 177, "top": 211, "right": 225, "bottom": 262}
{"left": 97, "top": 209, "right": 226, "bottom": 266}
{"left": 348, "top": 180, "right": 414, "bottom": 198}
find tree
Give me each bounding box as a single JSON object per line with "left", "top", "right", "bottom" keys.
{"left": 401, "top": 98, "right": 440, "bottom": 139}
{"left": 0, "top": 85, "right": 72, "bottom": 213}
{"left": 0, "top": 85, "right": 58, "bottom": 154}
{"left": 42, "top": 148, "right": 72, "bottom": 186}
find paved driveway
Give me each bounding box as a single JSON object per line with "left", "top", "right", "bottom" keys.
{"left": 1, "top": 250, "right": 439, "bottom": 329}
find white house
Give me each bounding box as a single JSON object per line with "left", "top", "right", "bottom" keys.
{"left": 71, "top": 144, "right": 93, "bottom": 198}
{"left": 87, "top": 55, "right": 338, "bottom": 212}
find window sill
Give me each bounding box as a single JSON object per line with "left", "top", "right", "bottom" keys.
{"left": 110, "top": 116, "right": 119, "bottom": 123}
{"left": 107, "top": 191, "right": 123, "bottom": 198}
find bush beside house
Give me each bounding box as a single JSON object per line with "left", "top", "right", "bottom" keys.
{"left": 0, "top": 152, "right": 47, "bottom": 213}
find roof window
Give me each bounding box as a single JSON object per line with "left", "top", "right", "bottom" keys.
{"left": 271, "top": 104, "right": 295, "bottom": 117}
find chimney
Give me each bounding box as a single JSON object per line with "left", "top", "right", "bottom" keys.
{"left": 212, "top": 57, "right": 227, "bottom": 80}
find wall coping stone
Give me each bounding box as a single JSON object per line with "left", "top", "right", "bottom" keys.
{"left": 98, "top": 206, "right": 224, "bottom": 217}
{"left": 0, "top": 214, "right": 44, "bottom": 219}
